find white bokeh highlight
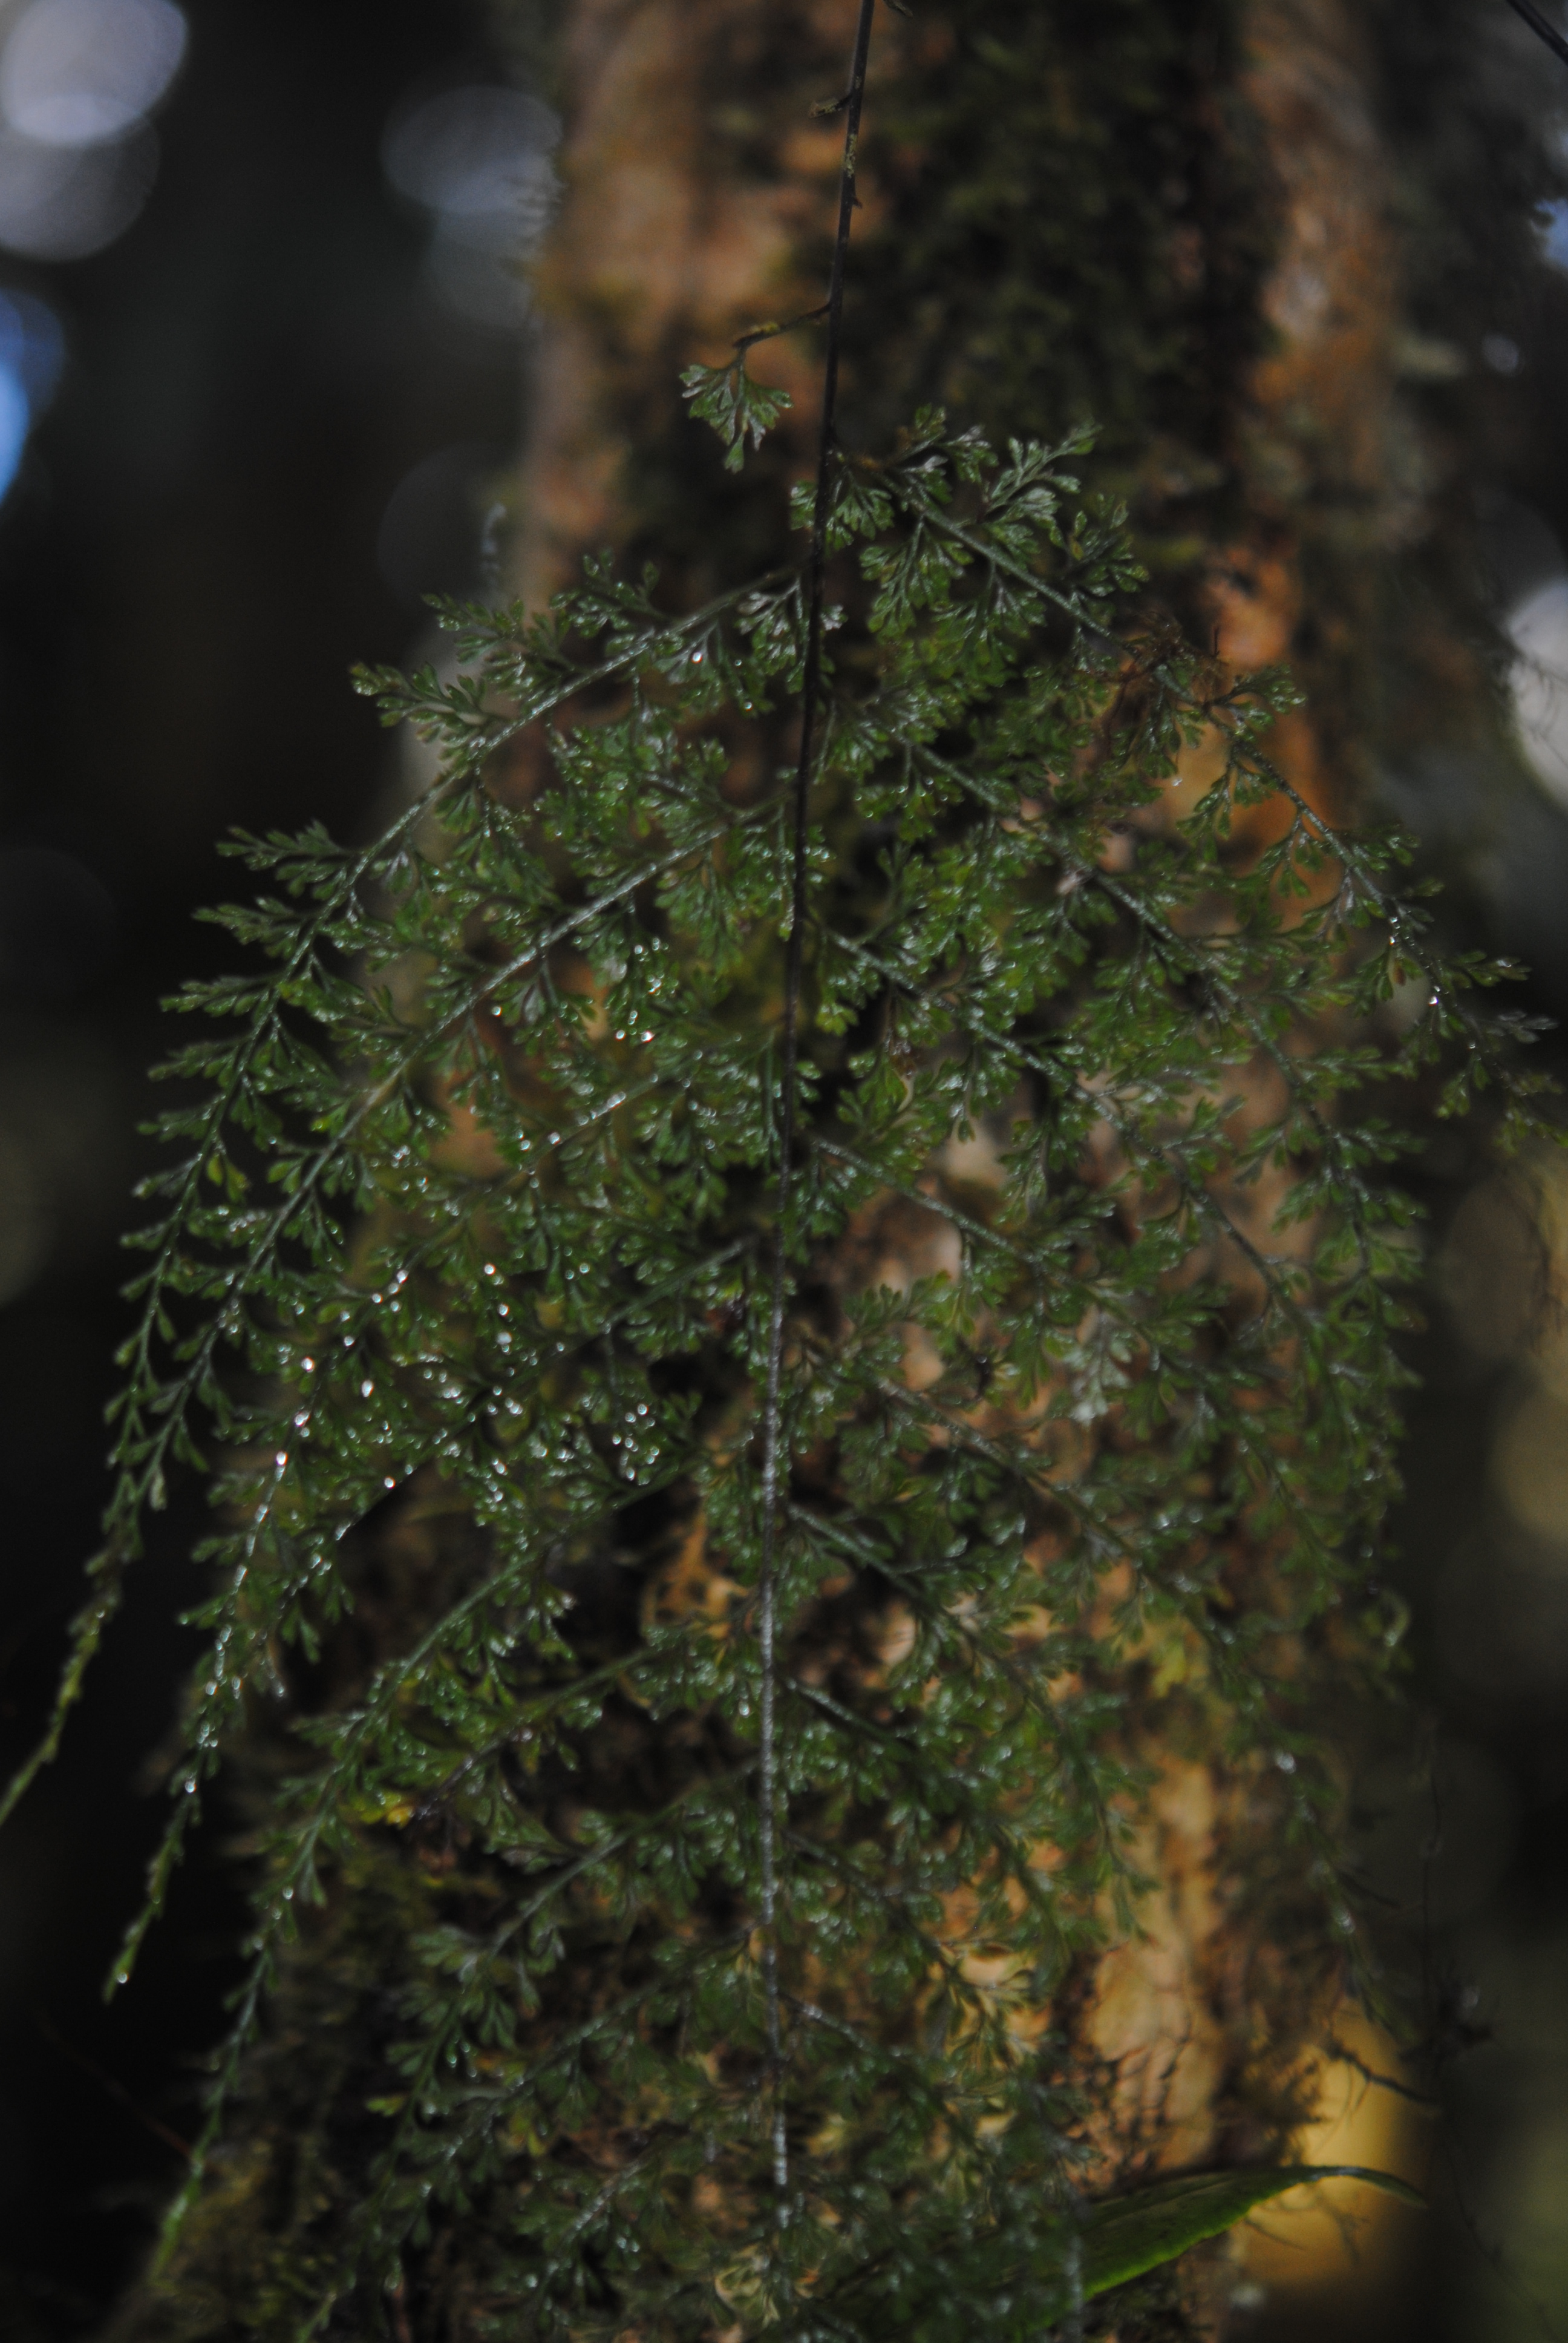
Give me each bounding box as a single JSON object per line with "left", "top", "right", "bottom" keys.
{"left": 1509, "top": 576, "right": 1568, "bottom": 808}
{"left": 383, "top": 85, "right": 560, "bottom": 331}
{"left": 0, "top": 118, "right": 155, "bottom": 257}
{"left": 1, "top": 0, "right": 185, "bottom": 146}
{"left": 0, "top": 0, "right": 183, "bottom": 263}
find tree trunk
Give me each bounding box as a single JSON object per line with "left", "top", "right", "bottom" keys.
{"left": 106, "top": 3, "right": 1551, "bottom": 2339}
{"left": 509, "top": 0, "right": 1494, "bottom": 2241}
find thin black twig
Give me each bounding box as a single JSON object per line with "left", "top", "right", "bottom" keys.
{"left": 1502, "top": 0, "right": 1568, "bottom": 73}
{"left": 1325, "top": 2039, "right": 1442, "bottom": 2114}
{"left": 754, "top": 0, "right": 878, "bottom": 2219}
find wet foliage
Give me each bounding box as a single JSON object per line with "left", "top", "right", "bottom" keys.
{"left": 15, "top": 395, "right": 1547, "bottom": 2340}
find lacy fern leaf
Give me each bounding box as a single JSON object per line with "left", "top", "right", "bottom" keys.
{"left": 4, "top": 9, "right": 1550, "bottom": 2330}
{"left": 39, "top": 404, "right": 1538, "bottom": 2339}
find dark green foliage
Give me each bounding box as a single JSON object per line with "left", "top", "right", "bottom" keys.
{"left": 682, "top": 350, "right": 798, "bottom": 474}
{"left": 14, "top": 390, "right": 1547, "bottom": 2340}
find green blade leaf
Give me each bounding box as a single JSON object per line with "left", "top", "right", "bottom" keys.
{"left": 1079, "top": 2163, "right": 1425, "bottom": 2299}
{"left": 892, "top": 2164, "right": 1425, "bottom": 2341}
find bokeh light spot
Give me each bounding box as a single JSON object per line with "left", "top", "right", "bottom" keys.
{"left": 376, "top": 442, "right": 506, "bottom": 609}
{"left": 0, "top": 118, "right": 156, "bottom": 259}
{"left": 1, "top": 0, "right": 186, "bottom": 148}
{"left": 383, "top": 84, "right": 558, "bottom": 332}
{"left": 1493, "top": 1378, "right": 1568, "bottom": 1545}
{"left": 0, "top": 359, "right": 28, "bottom": 499}
{"left": 383, "top": 86, "right": 558, "bottom": 228}
{"left": 1543, "top": 197, "right": 1568, "bottom": 274}
{"left": 0, "top": 283, "right": 63, "bottom": 406}
{"left": 1508, "top": 574, "right": 1568, "bottom": 807}
{"left": 0, "top": 287, "right": 64, "bottom": 496}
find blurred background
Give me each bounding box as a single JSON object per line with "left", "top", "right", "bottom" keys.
{"left": 0, "top": 2, "right": 1563, "bottom": 2338}
{"left": 0, "top": 1, "right": 536, "bottom": 2332}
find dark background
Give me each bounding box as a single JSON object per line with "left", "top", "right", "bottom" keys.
{"left": 0, "top": 3, "right": 1566, "bottom": 2338}
{"left": 0, "top": 0, "right": 517, "bottom": 2330}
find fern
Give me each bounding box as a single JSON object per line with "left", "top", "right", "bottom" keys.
{"left": 3, "top": 5, "right": 1552, "bottom": 2337}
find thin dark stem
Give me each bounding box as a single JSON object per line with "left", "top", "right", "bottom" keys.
{"left": 1502, "top": 0, "right": 1568, "bottom": 71}
{"left": 754, "top": 0, "right": 877, "bottom": 2217}
{"left": 734, "top": 301, "right": 830, "bottom": 356}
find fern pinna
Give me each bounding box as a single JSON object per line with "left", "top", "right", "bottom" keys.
{"left": 5, "top": 8, "right": 1543, "bottom": 2338}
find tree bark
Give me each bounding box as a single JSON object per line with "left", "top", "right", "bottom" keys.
{"left": 512, "top": 0, "right": 1403, "bottom": 2192}
{"left": 107, "top": 3, "right": 1553, "bottom": 2338}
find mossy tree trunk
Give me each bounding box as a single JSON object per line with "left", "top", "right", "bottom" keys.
{"left": 105, "top": 5, "right": 1553, "bottom": 2341}
{"left": 508, "top": 0, "right": 1533, "bottom": 2216}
